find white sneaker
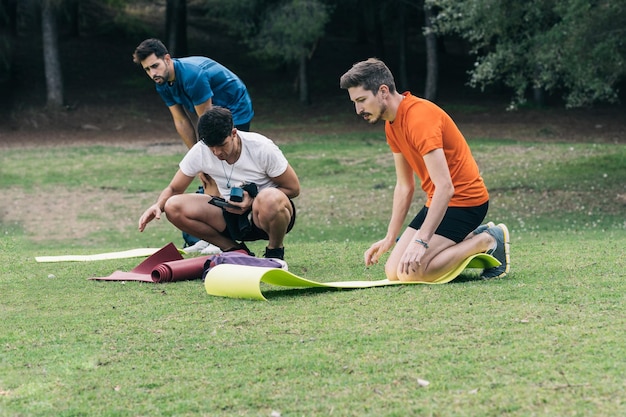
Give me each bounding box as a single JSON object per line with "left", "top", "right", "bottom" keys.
{"left": 271, "top": 259, "right": 289, "bottom": 271}
{"left": 200, "top": 244, "right": 222, "bottom": 255}
{"left": 183, "top": 240, "right": 210, "bottom": 254}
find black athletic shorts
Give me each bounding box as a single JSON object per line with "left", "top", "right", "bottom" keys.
{"left": 235, "top": 122, "right": 251, "bottom": 132}
{"left": 408, "top": 201, "right": 489, "bottom": 243}
{"left": 221, "top": 199, "right": 296, "bottom": 242}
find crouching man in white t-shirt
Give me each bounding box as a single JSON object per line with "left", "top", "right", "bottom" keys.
{"left": 138, "top": 106, "right": 300, "bottom": 260}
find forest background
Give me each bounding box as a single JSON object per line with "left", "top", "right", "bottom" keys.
{"left": 1, "top": 0, "right": 625, "bottom": 136}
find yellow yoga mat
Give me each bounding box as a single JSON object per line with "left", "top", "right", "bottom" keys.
{"left": 204, "top": 253, "right": 500, "bottom": 300}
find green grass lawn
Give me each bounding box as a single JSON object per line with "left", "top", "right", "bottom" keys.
{"left": 1, "top": 134, "right": 625, "bottom": 416}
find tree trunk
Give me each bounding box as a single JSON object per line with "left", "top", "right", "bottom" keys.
{"left": 396, "top": 0, "right": 407, "bottom": 90}
{"left": 3, "top": 0, "right": 18, "bottom": 36}
{"left": 356, "top": 6, "right": 368, "bottom": 44}
{"left": 298, "top": 54, "right": 310, "bottom": 104}
{"left": 166, "top": 0, "right": 188, "bottom": 57}
{"left": 533, "top": 64, "right": 544, "bottom": 107}
{"left": 423, "top": 3, "right": 438, "bottom": 101}
{"left": 66, "top": 0, "right": 80, "bottom": 38}
{"left": 533, "top": 87, "right": 544, "bottom": 107}
{"left": 41, "top": 0, "right": 63, "bottom": 108}
{"left": 371, "top": 0, "right": 385, "bottom": 59}
{"left": 0, "top": 0, "right": 15, "bottom": 111}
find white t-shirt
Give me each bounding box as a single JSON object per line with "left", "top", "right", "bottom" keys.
{"left": 179, "top": 131, "right": 289, "bottom": 199}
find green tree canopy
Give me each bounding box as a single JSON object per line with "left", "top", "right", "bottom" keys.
{"left": 206, "top": 0, "right": 329, "bottom": 66}
{"left": 428, "top": 0, "right": 626, "bottom": 108}
{"left": 248, "top": 0, "right": 329, "bottom": 65}
{"left": 206, "top": 0, "right": 330, "bottom": 103}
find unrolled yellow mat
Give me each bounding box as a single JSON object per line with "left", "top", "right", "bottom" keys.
{"left": 204, "top": 253, "right": 500, "bottom": 300}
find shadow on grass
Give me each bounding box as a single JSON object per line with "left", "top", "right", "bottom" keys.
{"left": 260, "top": 272, "right": 489, "bottom": 299}
{"left": 450, "top": 272, "right": 485, "bottom": 283}
{"left": 262, "top": 286, "right": 360, "bottom": 300}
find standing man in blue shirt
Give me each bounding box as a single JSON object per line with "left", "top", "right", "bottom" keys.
{"left": 133, "top": 38, "right": 254, "bottom": 150}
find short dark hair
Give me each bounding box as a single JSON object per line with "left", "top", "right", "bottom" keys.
{"left": 198, "top": 107, "right": 234, "bottom": 146}
{"left": 339, "top": 58, "right": 397, "bottom": 94}
{"left": 133, "top": 38, "right": 169, "bottom": 64}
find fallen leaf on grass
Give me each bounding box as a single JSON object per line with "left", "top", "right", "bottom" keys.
{"left": 417, "top": 378, "right": 430, "bottom": 387}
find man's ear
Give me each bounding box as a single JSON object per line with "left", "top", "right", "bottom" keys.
{"left": 379, "top": 84, "right": 390, "bottom": 99}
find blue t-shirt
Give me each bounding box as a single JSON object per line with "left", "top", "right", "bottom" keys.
{"left": 155, "top": 57, "right": 254, "bottom": 125}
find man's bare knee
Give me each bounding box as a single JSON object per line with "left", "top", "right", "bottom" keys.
{"left": 163, "top": 195, "right": 184, "bottom": 215}
{"left": 384, "top": 262, "right": 399, "bottom": 281}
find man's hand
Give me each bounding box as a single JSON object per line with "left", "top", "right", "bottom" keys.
{"left": 199, "top": 173, "right": 219, "bottom": 195}
{"left": 224, "top": 191, "right": 254, "bottom": 214}
{"left": 399, "top": 243, "right": 427, "bottom": 275}
{"left": 364, "top": 237, "right": 394, "bottom": 266}
{"left": 138, "top": 204, "right": 162, "bottom": 232}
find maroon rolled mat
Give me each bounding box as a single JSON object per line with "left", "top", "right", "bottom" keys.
{"left": 90, "top": 242, "right": 209, "bottom": 283}
{"left": 149, "top": 257, "right": 209, "bottom": 282}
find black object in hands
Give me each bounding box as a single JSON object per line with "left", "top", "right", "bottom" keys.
{"left": 242, "top": 182, "right": 258, "bottom": 198}
{"left": 229, "top": 186, "right": 244, "bottom": 202}
{"left": 208, "top": 196, "right": 236, "bottom": 209}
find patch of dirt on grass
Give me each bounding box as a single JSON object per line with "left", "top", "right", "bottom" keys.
{"left": 2, "top": 186, "right": 154, "bottom": 242}
{"left": 2, "top": 97, "right": 624, "bottom": 150}
{"left": 454, "top": 106, "right": 626, "bottom": 144}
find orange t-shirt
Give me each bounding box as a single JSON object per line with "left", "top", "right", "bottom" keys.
{"left": 386, "top": 93, "right": 489, "bottom": 207}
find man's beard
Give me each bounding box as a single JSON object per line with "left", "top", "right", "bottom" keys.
{"left": 153, "top": 67, "right": 171, "bottom": 85}
{"left": 361, "top": 103, "right": 386, "bottom": 124}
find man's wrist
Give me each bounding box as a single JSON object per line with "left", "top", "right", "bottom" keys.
{"left": 414, "top": 238, "right": 429, "bottom": 249}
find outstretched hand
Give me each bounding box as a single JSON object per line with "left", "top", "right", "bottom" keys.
{"left": 138, "top": 204, "right": 162, "bottom": 232}
{"left": 364, "top": 238, "right": 394, "bottom": 266}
